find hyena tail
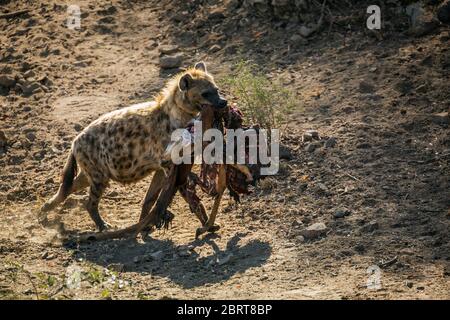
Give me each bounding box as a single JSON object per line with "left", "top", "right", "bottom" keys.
{"left": 40, "top": 151, "right": 78, "bottom": 213}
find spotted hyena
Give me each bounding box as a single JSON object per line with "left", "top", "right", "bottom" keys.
{"left": 40, "top": 62, "right": 227, "bottom": 231}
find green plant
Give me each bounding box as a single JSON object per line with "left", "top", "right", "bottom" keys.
{"left": 221, "top": 60, "right": 296, "bottom": 132}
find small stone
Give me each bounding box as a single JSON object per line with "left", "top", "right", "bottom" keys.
{"left": 302, "top": 130, "right": 320, "bottom": 142}
{"left": 300, "top": 222, "right": 328, "bottom": 240}
{"left": 150, "top": 250, "right": 164, "bottom": 261}
{"left": 354, "top": 244, "right": 365, "bottom": 253}
{"left": 416, "top": 286, "right": 425, "bottom": 291}
{"left": 324, "top": 137, "right": 337, "bottom": 148}
{"left": 359, "top": 81, "right": 375, "bottom": 93}
{"left": 18, "top": 81, "right": 41, "bottom": 96}
{"left": 438, "top": 0, "right": 450, "bottom": 24}
{"left": 217, "top": 253, "right": 233, "bottom": 266}
{"left": 178, "top": 250, "right": 190, "bottom": 257}
{"left": 405, "top": 281, "right": 414, "bottom": 288}
{"left": 279, "top": 144, "right": 293, "bottom": 160}
{"left": 430, "top": 112, "right": 449, "bottom": 125}
{"left": 305, "top": 142, "right": 321, "bottom": 153}
{"left": 159, "top": 54, "right": 183, "bottom": 69}
{"left": 24, "top": 70, "right": 35, "bottom": 79}
{"left": 334, "top": 208, "right": 350, "bottom": 219}
{"left": 108, "top": 263, "right": 125, "bottom": 272}
{"left": 360, "top": 220, "right": 379, "bottom": 233}
{"left": 297, "top": 235, "right": 305, "bottom": 243}
{"left": 25, "top": 132, "right": 36, "bottom": 142}
{"left": 0, "top": 75, "right": 16, "bottom": 88}
{"left": 0, "top": 131, "right": 7, "bottom": 149}
{"left": 356, "top": 142, "right": 372, "bottom": 149}
{"left": 74, "top": 123, "right": 83, "bottom": 132}
{"left": 158, "top": 44, "right": 178, "bottom": 55}
{"left": 209, "top": 44, "right": 221, "bottom": 53}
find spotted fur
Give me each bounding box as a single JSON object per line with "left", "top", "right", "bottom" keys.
{"left": 41, "top": 62, "right": 223, "bottom": 231}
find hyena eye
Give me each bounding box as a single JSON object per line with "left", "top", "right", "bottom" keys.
{"left": 201, "top": 91, "right": 211, "bottom": 99}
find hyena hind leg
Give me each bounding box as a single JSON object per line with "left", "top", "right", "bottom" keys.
{"left": 40, "top": 172, "right": 90, "bottom": 214}
{"left": 86, "top": 180, "right": 111, "bottom": 232}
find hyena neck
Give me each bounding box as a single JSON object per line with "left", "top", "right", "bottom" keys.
{"left": 161, "top": 90, "right": 197, "bottom": 129}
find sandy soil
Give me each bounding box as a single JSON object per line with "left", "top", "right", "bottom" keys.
{"left": 0, "top": 0, "right": 449, "bottom": 299}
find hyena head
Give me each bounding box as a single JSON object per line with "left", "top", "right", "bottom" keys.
{"left": 177, "top": 61, "right": 227, "bottom": 115}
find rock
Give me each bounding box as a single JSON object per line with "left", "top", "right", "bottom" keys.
{"left": 359, "top": 81, "right": 375, "bottom": 94}
{"left": 158, "top": 44, "right": 178, "bottom": 55}
{"left": 0, "top": 131, "right": 7, "bottom": 149}
{"left": 444, "top": 264, "right": 450, "bottom": 276}
{"left": 300, "top": 222, "right": 328, "bottom": 240}
{"left": 150, "top": 250, "right": 164, "bottom": 261}
{"left": 23, "top": 70, "right": 35, "bottom": 79}
{"left": 302, "top": 130, "right": 320, "bottom": 142}
{"left": 324, "top": 137, "right": 337, "bottom": 148}
{"left": 430, "top": 112, "right": 449, "bottom": 125}
{"left": 333, "top": 208, "right": 350, "bottom": 219}
{"left": 297, "top": 235, "right": 305, "bottom": 243}
{"left": 217, "top": 253, "right": 233, "bottom": 266}
{"left": 159, "top": 54, "right": 183, "bottom": 69}
{"left": 178, "top": 250, "right": 190, "bottom": 257}
{"left": 279, "top": 144, "right": 293, "bottom": 160}
{"left": 305, "top": 141, "right": 321, "bottom": 153}
{"left": 209, "top": 44, "right": 222, "bottom": 53}
{"left": 360, "top": 220, "right": 379, "bottom": 233}
{"left": 438, "top": 0, "right": 450, "bottom": 24}
{"left": 25, "top": 132, "right": 36, "bottom": 142}
{"left": 416, "top": 286, "right": 425, "bottom": 291}
{"left": 108, "top": 263, "right": 125, "bottom": 272}
{"left": 405, "top": 281, "right": 414, "bottom": 288}
{"left": 18, "top": 81, "right": 41, "bottom": 96}
{"left": 356, "top": 142, "right": 371, "bottom": 149}
{"left": 354, "top": 244, "right": 365, "bottom": 253}
{"left": 0, "top": 75, "right": 16, "bottom": 88}
{"left": 74, "top": 123, "right": 83, "bottom": 132}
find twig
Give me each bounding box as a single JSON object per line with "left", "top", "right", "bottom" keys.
{"left": 0, "top": 9, "right": 30, "bottom": 19}
{"left": 24, "top": 269, "right": 40, "bottom": 300}
{"left": 344, "top": 172, "right": 360, "bottom": 181}
{"left": 380, "top": 256, "right": 398, "bottom": 269}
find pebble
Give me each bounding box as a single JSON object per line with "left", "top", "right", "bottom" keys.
{"left": 300, "top": 222, "right": 328, "bottom": 240}
{"left": 159, "top": 53, "right": 183, "bottom": 69}
{"left": 359, "top": 80, "right": 375, "bottom": 94}
{"left": 333, "top": 208, "right": 350, "bottom": 219}
{"left": 158, "top": 44, "right": 178, "bottom": 55}
{"left": 302, "top": 130, "right": 320, "bottom": 142}
{"left": 0, "top": 75, "right": 16, "bottom": 87}
{"left": 430, "top": 112, "right": 449, "bottom": 125}
{"left": 279, "top": 144, "right": 293, "bottom": 160}
{"left": 305, "top": 142, "right": 321, "bottom": 153}
{"left": 217, "top": 253, "right": 233, "bottom": 266}
{"left": 324, "top": 137, "right": 337, "bottom": 148}
{"left": 360, "top": 220, "right": 379, "bottom": 233}
{"left": 25, "top": 132, "right": 36, "bottom": 142}
{"left": 0, "top": 131, "right": 7, "bottom": 149}
{"left": 150, "top": 250, "right": 164, "bottom": 261}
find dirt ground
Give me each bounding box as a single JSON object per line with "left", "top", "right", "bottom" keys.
{"left": 0, "top": 0, "right": 449, "bottom": 299}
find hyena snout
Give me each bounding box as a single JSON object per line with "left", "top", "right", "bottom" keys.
{"left": 216, "top": 96, "right": 227, "bottom": 109}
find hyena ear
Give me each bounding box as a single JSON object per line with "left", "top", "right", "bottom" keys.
{"left": 179, "top": 73, "right": 193, "bottom": 91}
{"left": 194, "top": 61, "right": 207, "bottom": 73}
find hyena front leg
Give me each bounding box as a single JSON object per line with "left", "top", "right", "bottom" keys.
{"left": 86, "top": 179, "right": 111, "bottom": 232}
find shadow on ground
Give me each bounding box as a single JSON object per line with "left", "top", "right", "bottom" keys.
{"left": 64, "top": 232, "right": 271, "bottom": 289}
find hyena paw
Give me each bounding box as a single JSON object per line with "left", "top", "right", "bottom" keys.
{"left": 97, "top": 221, "right": 113, "bottom": 232}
